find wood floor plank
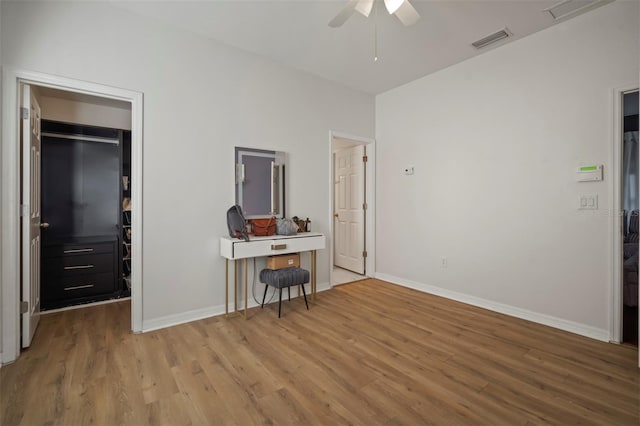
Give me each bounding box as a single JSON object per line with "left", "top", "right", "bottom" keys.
{"left": 146, "top": 392, "right": 200, "bottom": 426}
{"left": 2, "top": 280, "right": 639, "bottom": 425}
{"left": 171, "top": 359, "right": 235, "bottom": 425}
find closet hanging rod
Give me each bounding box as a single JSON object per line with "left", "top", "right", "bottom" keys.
{"left": 42, "top": 132, "right": 119, "bottom": 145}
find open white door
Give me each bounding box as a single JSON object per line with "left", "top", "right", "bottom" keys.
{"left": 334, "top": 145, "right": 366, "bottom": 274}
{"left": 21, "top": 84, "right": 42, "bottom": 348}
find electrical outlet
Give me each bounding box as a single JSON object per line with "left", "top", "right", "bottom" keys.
{"left": 404, "top": 166, "right": 414, "bottom": 175}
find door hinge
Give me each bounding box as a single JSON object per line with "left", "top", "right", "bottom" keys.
{"left": 20, "top": 204, "right": 28, "bottom": 217}
{"left": 21, "top": 107, "right": 29, "bottom": 120}
{"left": 362, "top": 155, "right": 368, "bottom": 163}
{"left": 363, "top": 250, "right": 368, "bottom": 258}
{"left": 363, "top": 202, "right": 367, "bottom": 210}
{"left": 20, "top": 301, "right": 28, "bottom": 314}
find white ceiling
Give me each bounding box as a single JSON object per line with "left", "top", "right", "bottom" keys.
{"left": 113, "top": 0, "right": 612, "bottom": 95}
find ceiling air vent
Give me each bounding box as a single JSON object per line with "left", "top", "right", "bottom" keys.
{"left": 471, "top": 28, "right": 511, "bottom": 50}
{"left": 544, "top": 0, "right": 613, "bottom": 21}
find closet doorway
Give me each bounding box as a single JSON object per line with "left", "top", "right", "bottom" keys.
{"left": 1, "top": 70, "right": 143, "bottom": 364}
{"left": 329, "top": 132, "right": 376, "bottom": 287}
{"left": 27, "top": 87, "right": 131, "bottom": 345}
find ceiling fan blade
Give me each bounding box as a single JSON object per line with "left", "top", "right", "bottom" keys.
{"left": 355, "top": 0, "right": 374, "bottom": 18}
{"left": 394, "top": 0, "right": 420, "bottom": 26}
{"left": 383, "top": 0, "right": 404, "bottom": 14}
{"left": 328, "top": 0, "right": 359, "bottom": 28}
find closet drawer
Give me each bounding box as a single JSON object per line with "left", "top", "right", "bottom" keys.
{"left": 43, "top": 272, "right": 116, "bottom": 301}
{"left": 43, "top": 241, "right": 115, "bottom": 258}
{"left": 43, "top": 253, "right": 114, "bottom": 278}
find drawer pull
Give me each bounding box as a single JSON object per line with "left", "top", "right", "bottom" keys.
{"left": 64, "top": 284, "right": 94, "bottom": 291}
{"left": 271, "top": 244, "right": 287, "bottom": 250}
{"left": 63, "top": 248, "right": 94, "bottom": 254}
{"left": 64, "top": 265, "right": 94, "bottom": 270}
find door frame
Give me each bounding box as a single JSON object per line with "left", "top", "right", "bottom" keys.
{"left": 1, "top": 68, "right": 144, "bottom": 364}
{"left": 609, "top": 82, "right": 639, "bottom": 346}
{"left": 329, "top": 131, "right": 376, "bottom": 286}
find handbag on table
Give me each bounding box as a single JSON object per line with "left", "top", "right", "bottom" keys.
{"left": 250, "top": 217, "right": 276, "bottom": 236}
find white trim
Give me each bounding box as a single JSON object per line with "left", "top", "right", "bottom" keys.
{"left": 2, "top": 69, "right": 21, "bottom": 364}
{"left": 129, "top": 80, "right": 144, "bottom": 335}
{"left": 142, "top": 305, "right": 224, "bottom": 333}
{"left": 328, "top": 131, "right": 376, "bottom": 287}
{"left": 1, "top": 68, "right": 144, "bottom": 363}
{"left": 609, "top": 82, "right": 639, "bottom": 345}
{"left": 143, "top": 281, "right": 331, "bottom": 332}
{"left": 376, "top": 273, "right": 610, "bottom": 342}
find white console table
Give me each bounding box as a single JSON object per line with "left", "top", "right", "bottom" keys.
{"left": 220, "top": 232, "right": 326, "bottom": 318}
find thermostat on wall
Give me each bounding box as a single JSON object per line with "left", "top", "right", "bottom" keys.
{"left": 576, "top": 165, "right": 603, "bottom": 182}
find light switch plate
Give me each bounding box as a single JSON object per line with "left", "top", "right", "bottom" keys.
{"left": 578, "top": 194, "right": 598, "bottom": 210}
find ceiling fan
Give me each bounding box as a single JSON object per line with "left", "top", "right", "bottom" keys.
{"left": 328, "top": 0, "right": 421, "bottom": 28}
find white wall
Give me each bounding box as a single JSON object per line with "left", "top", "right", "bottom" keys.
{"left": 1, "top": 1, "right": 374, "bottom": 329}
{"left": 375, "top": 1, "right": 639, "bottom": 339}
{"left": 0, "top": 1, "right": 3, "bottom": 361}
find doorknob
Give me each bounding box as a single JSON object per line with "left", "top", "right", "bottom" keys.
{"left": 334, "top": 213, "right": 339, "bottom": 218}
{"left": 40, "top": 222, "right": 50, "bottom": 229}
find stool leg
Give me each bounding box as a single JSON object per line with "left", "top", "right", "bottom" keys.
{"left": 301, "top": 283, "right": 309, "bottom": 310}
{"left": 278, "top": 288, "right": 282, "bottom": 318}
{"left": 261, "top": 284, "right": 269, "bottom": 308}
{"left": 288, "top": 286, "right": 291, "bottom": 301}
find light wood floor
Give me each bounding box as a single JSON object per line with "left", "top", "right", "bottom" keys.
{"left": 2, "top": 279, "right": 639, "bottom": 425}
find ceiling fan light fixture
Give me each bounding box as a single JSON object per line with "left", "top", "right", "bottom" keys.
{"left": 328, "top": 0, "right": 420, "bottom": 28}
{"left": 384, "top": 0, "right": 405, "bottom": 15}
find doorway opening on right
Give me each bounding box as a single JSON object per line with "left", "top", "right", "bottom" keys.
{"left": 331, "top": 136, "right": 370, "bottom": 286}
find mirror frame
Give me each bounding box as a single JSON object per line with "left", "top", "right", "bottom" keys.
{"left": 235, "top": 147, "right": 286, "bottom": 219}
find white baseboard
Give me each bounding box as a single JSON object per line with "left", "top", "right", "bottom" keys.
{"left": 142, "top": 305, "right": 225, "bottom": 332}
{"left": 375, "top": 273, "right": 610, "bottom": 342}
{"left": 142, "top": 282, "right": 330, "bottom": 332}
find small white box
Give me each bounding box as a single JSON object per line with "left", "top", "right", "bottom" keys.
{"left": 576, "top": 165, "right": 603, "bottom": 182}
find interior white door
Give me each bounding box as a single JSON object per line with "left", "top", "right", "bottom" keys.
{"left": 334, "top": 144, "right": 365, "bottom": 274}
{"left": 21, "top": 84, "right": 42, "bottom": 348}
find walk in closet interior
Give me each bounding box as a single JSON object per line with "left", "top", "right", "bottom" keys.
{"left": 35, "top": 87, "right": 132, "bottom": 310}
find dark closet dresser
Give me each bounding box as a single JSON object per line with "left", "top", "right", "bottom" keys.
{"left": 40, "top": 121, "right": 127, "bottom": 310}
{"left": 42, "top": 238, "right": 119, "bottom": 304}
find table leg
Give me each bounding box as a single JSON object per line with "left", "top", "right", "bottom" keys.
{"left": 298, "top": 258, "right": 301, "bottom": 298}
{"left": 234, "top": 260, "right": 238, "bottom": 314}
{"left": 244, "top": 258, "right": 248, "bottom": 319}
{"left": 312, "top": 250, "right": 317, "bottom": 302}
{"left": 225, "top": 259, "right": 229, "bottom": 317}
